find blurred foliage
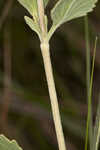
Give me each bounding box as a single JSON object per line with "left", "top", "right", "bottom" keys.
{"left": 0, "top": 0, "right": 100, "bottom": 150}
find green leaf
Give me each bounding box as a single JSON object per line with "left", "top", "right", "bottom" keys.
{"left": 24, "top": 16, "right": 41, "bottom": 40}
{"left": 48, "top": 0, "right": 98, "bottom": 40}
{"left": 0, "top": 135, "right": 23, "bottom": 150}
{"left": 17, "top": 0, "right": 38, "bottom": 17}
{"left": 17, "top": 0, "right": 49, "bottom": 18}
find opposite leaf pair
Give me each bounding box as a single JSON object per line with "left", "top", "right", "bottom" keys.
{"left": 18, "top": 0, "right": 98, "bottom": 41}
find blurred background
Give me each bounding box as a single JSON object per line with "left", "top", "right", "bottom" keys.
{"left": 0, "top": 0, "right": 100, "bottom": 150}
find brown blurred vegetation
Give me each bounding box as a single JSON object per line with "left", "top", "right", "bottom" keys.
{"left": 0, "top": 0, "right": 100, "bottom": 150}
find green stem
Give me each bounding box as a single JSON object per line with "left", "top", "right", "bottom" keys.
{"left": 85, "top": 16, "right": 90, "bottom": 93}
{"left": 84, "top": 16, "right": 93, "bottom": 150}
{"left": 93, "top": 92, "right": 100, "bottom": 150}
{"left": 90, "top": 37, "right": 98, "bottom": 150}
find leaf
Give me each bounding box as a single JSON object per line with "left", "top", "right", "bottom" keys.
{"left": 48, "top": 0, "right": 98, "bottom": 40}
{"left": 24, "top": 16, "right": 41, "bottom": 40}
{"left": 0, "top": 135, "right": 23, "bottom": 150}
{"left": 17, "top": 0, "right": 49, "bottom": 17}
{"left": 17, "top": 0, "right": 38, "bottom": 17}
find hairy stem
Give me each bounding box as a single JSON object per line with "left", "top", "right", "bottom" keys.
{"left": 40, "top": 41, "right": 66, "bottom": 150}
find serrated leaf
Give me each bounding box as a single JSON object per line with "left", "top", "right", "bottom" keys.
{"left": 0, "top": 135, "right": 23, "bottom": 150}
{"left": 48, "top": 0, "right": 98, "bottom": 39}
{"left": 24, "top": 16, "right": 41, "bottom": 40}
{"left": 17, "top": 0, "right": 49, "bottom": 18}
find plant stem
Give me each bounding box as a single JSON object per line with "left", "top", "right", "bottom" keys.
{"left": 1, "top": 24, "right": 12, "bottom": 130}
{"left": 90, "top": 37, "right": 98, "bottom": 150}
{"left": 0, "top": 0, "right": 13, "bottom": 30}
{"left": 37, "top": 1, "right": 66, "bottom": 150}
{"left": 0, "top": 0, "right": 13, "bottom": 131}
{"left": 37, "top": 0, "right": 46, "bottom": 39}
{"left": 93, "top": 94, "right": 100, "bottom": 150}
{"left": 40, "top": 41, "right": 66, "bottom": 150}
{"left": 85, "top": 16, "right": 90, "bottom": 94}
{"left": 84, "top": 16, "right": 93, "bottom": 150}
